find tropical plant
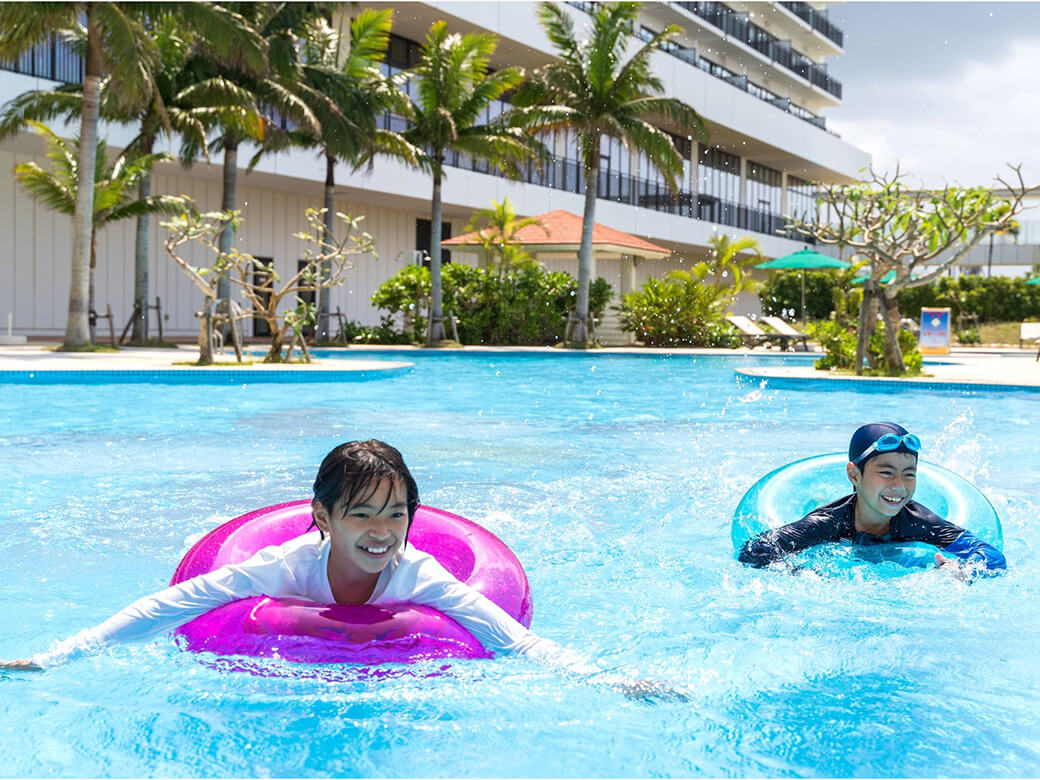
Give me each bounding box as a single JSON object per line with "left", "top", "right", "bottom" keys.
{"left": 785, "top": 165, "right": 1035, "bottom": 374}
{"left": 617, "top": 272, "right": 732, "bottom": 347}
{"left": 511, "top": 1, "right": 709, "bottom": 346}
{"left": 291, "top": 9, "right": 419, "bottom": 339}
{"left": 402, "top": 21, "right": 542, "bottom": 345}
{"left": 0, "top": 2, "right": 264, "bottom": 348}
{"left": 179, "top": 3, "right": 326, "bottom": 328}
{"left": 372, "top": 263, "right": 613, "bottom": 345}
{"left": 461, "top": 197, "right": 547, "bottom": 278}
{"left": 13, "top": 122, "right": 188, "bottom": 343}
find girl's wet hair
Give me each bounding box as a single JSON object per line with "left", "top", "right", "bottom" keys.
{"left": 310, "top": 440, "right": 420, "bottom": 539}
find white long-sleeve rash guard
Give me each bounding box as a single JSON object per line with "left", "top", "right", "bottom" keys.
{"left": 32, "top": 532, "right": 597, "bottom": 675}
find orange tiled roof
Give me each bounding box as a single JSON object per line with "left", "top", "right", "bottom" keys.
{"left": 443, "top": 209, "right": 670, "bottom": 257}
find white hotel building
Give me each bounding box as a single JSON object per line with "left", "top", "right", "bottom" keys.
{"left": 0, "top": 1, "right": 870, "bottom": 341}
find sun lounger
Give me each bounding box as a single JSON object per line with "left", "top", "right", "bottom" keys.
{"left": 725, "top": 315, "right": 771, "bottom": 348}
{"left": 1020, "top": 322, "right": 1040, "bottom": 349}
{"left": 760, "top": 316, "right": 810, "bottom": 351}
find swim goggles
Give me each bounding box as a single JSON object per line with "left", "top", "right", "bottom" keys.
{"left": 852, "top": 432, "right": 921, "bottom": 463}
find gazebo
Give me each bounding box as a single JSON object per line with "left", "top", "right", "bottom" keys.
{"left": 443, "top": 210, "right": 670, "bottom": 342}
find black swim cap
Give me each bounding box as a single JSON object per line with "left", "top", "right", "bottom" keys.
{"left": 848, "top": 422, "right": 915, "bottom": 463}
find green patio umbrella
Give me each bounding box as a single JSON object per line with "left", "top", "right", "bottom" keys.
{"left": 851, "top": 269, "right": 897, "bottom": 285}
{"left": 1027, "top": 277, "right": 1040, "bottom": 285}
{"left": 756, "top": 249, "right": 850, "bottom": 324}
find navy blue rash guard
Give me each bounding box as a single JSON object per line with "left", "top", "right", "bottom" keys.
{"left": 738, "top": 493, "right": 1007, "bottom": 573}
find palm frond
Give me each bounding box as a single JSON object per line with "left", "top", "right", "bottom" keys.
{"left": 14, "top": 160, "right": 75, "bottom": 215}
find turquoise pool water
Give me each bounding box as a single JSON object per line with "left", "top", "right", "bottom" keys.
{"left": 1, "top": 351, "right": 1037, "bottom": 778}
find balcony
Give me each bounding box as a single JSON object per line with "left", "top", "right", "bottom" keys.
{"left": 671, "top": 1, "right": 843, "bottom": 99}
{"left": 0, "top": 33, "right": 83, "bottom": 84}
{"left": 778, "top": 2, "right": 844, "bottom": 48}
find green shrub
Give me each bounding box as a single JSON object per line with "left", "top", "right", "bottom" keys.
{"left": 807, "top": 319, "right": 923, "bottom": 375}
{"left": 759, "top": 270, "right": 841, "bottom": 321}
{"left": 371, "top": 263, "right": 614, "bottom": 345}
{"left": 956, "top": 328, "right": 982, "bottom": 345}
{"left": 897, "top": 275, "right": 1040, "bottom": 323}
{"left": 617, "top": 272, "right": 738, "bottom": 347}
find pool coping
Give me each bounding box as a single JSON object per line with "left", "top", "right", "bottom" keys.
{"left": 737, "top": 366, "right": 1040, "bottom": 393}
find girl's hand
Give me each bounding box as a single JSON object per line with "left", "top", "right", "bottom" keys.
{"left": 935, "top": 553, "right": 968, "bottom": 581}
{"left": 612, "top": 678, "right": 690, "bottom": 703}
{"left": 0, "top": 659, "right": 42, "bottom": 671}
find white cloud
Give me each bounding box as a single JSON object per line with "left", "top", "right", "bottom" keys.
{"left": 829, "top": 37, "right": 1040, "bottom": 188}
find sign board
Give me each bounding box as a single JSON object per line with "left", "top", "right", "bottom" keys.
{"left": 919, "top": 307, "right": 952, "bottom": 355}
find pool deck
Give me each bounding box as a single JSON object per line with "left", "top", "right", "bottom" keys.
{"left": 0, "top": 343, "right": 413, "bottom": 381}
{"left": 0, "top": 342, "right": 1036, "bottom": 390}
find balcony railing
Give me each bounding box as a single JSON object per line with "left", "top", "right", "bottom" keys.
{"left": 779, "top": 2, "right": 844, "bottom": 48}
{"left": 672, "top": 1, "right": 842, "bottom": 99}
{"left": 0, "top": 33, "right": 83, "bottom": 84}
{"left": 381, "top": 119, "right": 805, "bottom": 240}
{"left": 566, "top": 2, "right": 836, "bottom": 133}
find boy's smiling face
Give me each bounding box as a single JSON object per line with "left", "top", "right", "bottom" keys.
{"left": 847, "top": 451, "right": 918, "bottom": 529}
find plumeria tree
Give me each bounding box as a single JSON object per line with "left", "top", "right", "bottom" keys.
{"left": 163, "top": 208, "right": 374, "bottom": 365}
{"left": 786, "top": 165, "right": 1034, "bottom": 374}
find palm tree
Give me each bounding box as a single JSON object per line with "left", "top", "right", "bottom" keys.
{"left": 0, "top": 3, "right": 264, "bottom": 348}
{"left": 463, "top": 197, "right": 547, "bottom": 278}
{"left": 0, "top": 17, "right": 255, "bottom": 344}
{"left": 403, "top": 21, "right": 542, "bottom": 345}
{"left": 14, "top": 122, "right": 188, "bottom": 342}
{"left": 179, "top": 3, "right": 324, "bottom": 330}
{"left": 511, "top": 2, "right": 709, "bottom": 346}
{"left": 292, "top": 10, "right": 419, "bottom": 339}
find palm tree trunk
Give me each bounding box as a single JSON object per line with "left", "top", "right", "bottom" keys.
{"left": 88, "top": 231, "right": 97, "bottom": 344}
{"left": 64, "top": 10, "right": 102, "bottom": 348}
{"left": 131, "top": 133, "right": 155, "bottom": 345}
{"left": 571, "top": 144, "right": 600, "bottom": 347}
{"left": 217, "top": 138, "right": 238, "bottom": 338}
{"left": 319, "top": 152, "right": 335, "bottom": 342}
{"left": 426, "top": 159, "right": 446, "bottom": 344}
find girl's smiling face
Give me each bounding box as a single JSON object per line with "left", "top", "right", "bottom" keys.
{"left": 313, "top": 477, "right": 410, "bottom": 602}
{"left": 848, "top": 451, "right": 918, "bottom": 529}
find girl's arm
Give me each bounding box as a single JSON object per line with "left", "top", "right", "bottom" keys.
{"left": 396, "top": 553, "right": 687, "bottom": 700}
{"left": 26, "top": 543, "right": 305, "bottom": 668}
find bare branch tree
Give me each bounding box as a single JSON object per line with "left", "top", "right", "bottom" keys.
{"left": 163, "top": 207, "right": 374, "bottom": 364}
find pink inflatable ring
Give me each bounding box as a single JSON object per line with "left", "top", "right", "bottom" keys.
{"left": 170, "top": 501, "right": 533, "bottom": 665}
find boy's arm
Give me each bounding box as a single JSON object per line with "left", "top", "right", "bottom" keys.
{"left": 738, "top": 514, "right": 840, "bottom": 567}
{"left": 936, "top": 531, "right": 1007, "bottom": 574}
{"left": 903, "top": 504, "right": 1007, "bottom": 575}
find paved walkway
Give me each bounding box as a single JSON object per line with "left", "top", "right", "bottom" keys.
{"left": 736, "top": 347, "right": 1040, "bottom": 391}
{"left": 0, "top": 342, "right": 1036, "bottom": 390}
{"left": 0, "top": 343, "right": 413, "bottom": 382}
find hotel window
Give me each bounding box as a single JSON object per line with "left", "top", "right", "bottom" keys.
{"left": 787, "top": 175, "right": 816, "bottom": 220}
{"left": 698, "top": 147, "right": 740, "bottom": 204}
{"left": 600, "top": 135, "right": 630, "bottom": 201}
{"left": 746, "top": 161, "right": 782, "bottom": 214}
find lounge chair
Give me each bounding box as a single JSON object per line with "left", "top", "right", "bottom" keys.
{"left": 1019, "top": 322, "right": 1040, "bottom": 349}
{"left": 760, "top": 316, "right": 810, "bottom": 351}
{"left": 725, "top": 315, "right": 771, "bottom": 348}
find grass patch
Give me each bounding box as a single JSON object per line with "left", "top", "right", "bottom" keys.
{"left": 976, "top": 321, "right": 1025, "bottom": 346}
{"left": 126, "top": 338, "right": 181, "bottom": 349}
{"left": 51, "top": 344, "right": 120, "bottom": 353}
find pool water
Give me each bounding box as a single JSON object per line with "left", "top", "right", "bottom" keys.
{"left": 1, "top": 350, "right": 1037, "bottom": 778}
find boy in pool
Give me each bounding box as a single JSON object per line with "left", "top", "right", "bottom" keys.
{"left": 737, "top": 422, "right": 1007, "bottom": 574}
{"left": 2, "top": 440, "right": 675, "bottom": 698}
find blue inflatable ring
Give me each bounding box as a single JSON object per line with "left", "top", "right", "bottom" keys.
{"left": 732, "top": 453, "right": 1003, "bottom": 572}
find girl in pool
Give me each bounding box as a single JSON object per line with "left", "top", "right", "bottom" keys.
{"left": 2, "top": 440, "right": 674, "bottom": 698}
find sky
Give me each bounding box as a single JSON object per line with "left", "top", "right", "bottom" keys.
{"left": 826, "top": 1, "right": 1040, "bottom": 189}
